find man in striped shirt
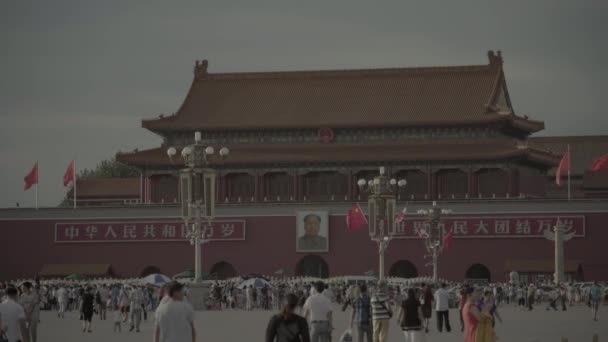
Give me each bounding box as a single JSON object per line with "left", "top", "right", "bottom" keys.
{"left": 371, "top": 282, "right": 392, "bottom": 342}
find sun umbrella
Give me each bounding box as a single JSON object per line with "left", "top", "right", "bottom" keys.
{"left": 66, "top": 273, "right": 86, "bottom": 280}
{"left": 142, "top": 273, "right": 171, "bottom": 286}
{"left": 173, "top": 270, "right": 196, "bottom": 279}
{"left": 237, "top": 277, "right": 270, "bottom": 289}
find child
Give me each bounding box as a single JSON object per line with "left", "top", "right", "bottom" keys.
{"left": 113, "top": 305, "right": 122, "bottom": 332}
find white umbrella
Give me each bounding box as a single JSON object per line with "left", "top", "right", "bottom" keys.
{"left": 141, "top": 273, "right": 171, "bottom": 286}
{"left": 237, "top": 278, "right": 271, "bottom": 289}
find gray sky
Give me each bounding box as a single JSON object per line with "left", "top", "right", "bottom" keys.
{"left": 1, "top": 0, "right": 607, "bottom": 208}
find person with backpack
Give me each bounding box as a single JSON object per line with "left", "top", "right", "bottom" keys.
{"left": 350, "top": 284, "right": 372, "bottom": 342}
{"left": 371, "top": 281, "right": 392, "bottom": 342}
{"left": 266, "top": 293, "right": 310, "bottom": 342}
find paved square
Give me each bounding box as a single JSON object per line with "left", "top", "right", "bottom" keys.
{"left": 38, "top": 304, "right": 606, "bottom": 341}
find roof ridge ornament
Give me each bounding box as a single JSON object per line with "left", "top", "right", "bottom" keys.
{"left": 194, "top": 59, "right": 209, "bottom": 80}
{"left": 487, "top": 50, "right": 504, "bottom": 66}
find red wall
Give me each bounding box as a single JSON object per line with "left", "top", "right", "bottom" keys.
{"left": 1, "top": 212, "right": 606, "bottom": 282}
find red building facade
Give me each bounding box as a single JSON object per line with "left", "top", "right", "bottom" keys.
{"left": 3, "top": 51, "right": 607, "bottom": 282}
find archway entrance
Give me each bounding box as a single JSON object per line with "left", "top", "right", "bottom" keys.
{"left": 388, "top": 260, "right": 418, "bottom": 278}
{"left": 209, "top": 261, "right": 238, "bottom": 280}
{"left": 295, "top": 255, "right": 329, "bottom": 278}
{"left": 140, "top": 265, "right": 161, "bottom": 277}
{"left": 465, "top": 263, "right": 491, "bottom": 282}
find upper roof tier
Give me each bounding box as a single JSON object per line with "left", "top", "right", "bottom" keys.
{"left": 142, "top": 51, "right": 544, "bottom": 134}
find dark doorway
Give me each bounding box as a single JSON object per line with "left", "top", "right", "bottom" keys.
{"left": 388, "top": 260, "right": 418, "bottom": 278}
{"left": 209, "top": 261, "right": 238, "bottom": 280}
{"left": 140, "top": 265, "right": 161, "bottom": 277}
{"left": 465, "top": 263, "right": 491, "bottom": 282}
{"left": 295, "top": 255, "right": 329, "bottom": 278}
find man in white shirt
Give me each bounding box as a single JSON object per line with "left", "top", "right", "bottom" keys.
{"left": 19, "top": 282, "right": 39, "bottom": 342}
{"left": 55, "top": 286, "right": 68, "bottom": 318}
{"left": 129, "top": 287, "right": 144, "bottom": 332}
{"left": 0, "top": 287, "right": 29, "bottom": 342}
{"left": 434, "top": 283, "right": 451, "bottom": 333}
{"left": 97, "top": 285, "right": 109, "bottom": 320}
{"left": 154, "top": 282, "right": 195, "bottom": 342}
{"left": 303, "top": 282, "right": 333, "bottom": 342}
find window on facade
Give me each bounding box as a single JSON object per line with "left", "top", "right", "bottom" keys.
{"left": 264, "top": 172, "right": 291, "bottom": 200}
{"left": 396, "top": 170, "right": 428, "bottom": 200}
{"left": 477, "top": 168, "right": 508, "bottom": 197}
{"left": 153, "top": 175, "right": 178, "bottom": 203}
{"left": 226, "top": 173, "right": 255, "bottom": 200}
{"left": 437, "top": 169, "right": 468, "bottom": 198}
{"left": 303, "top": 171, "right": 347, "bottom": 201}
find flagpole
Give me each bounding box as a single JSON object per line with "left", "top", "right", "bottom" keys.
{"left": 73, "top": 160, "right": 77, "bottom": 209}
{"left": 35, "top": 162, "right": 38, "bottom": 210}
{"left": 567, "top": 144, "right": 571, "bottom": 201}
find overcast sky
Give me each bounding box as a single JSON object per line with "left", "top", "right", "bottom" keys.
{"left": 1, "top": 0, "right": 606, "bottom": 208}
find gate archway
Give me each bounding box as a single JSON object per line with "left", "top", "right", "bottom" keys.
{"left": 209, "top": 261, "right": 238, "bottom": 280}
{"left": 388, "top": 260, "right": 418, "bottom": 278}
{"left": 465, "top": 263, "right": 491, "bottom": 282}
{"left": 295, "top": 255, "right": 329, "bottom": 278}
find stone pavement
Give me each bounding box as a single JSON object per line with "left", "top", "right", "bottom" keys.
{"left": 38, "top": 304, "right": 606, "bottom": 342}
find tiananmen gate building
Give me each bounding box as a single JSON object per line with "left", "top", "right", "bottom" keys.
{"left": 1, "top": 51, "right": 607, "bottom": 283}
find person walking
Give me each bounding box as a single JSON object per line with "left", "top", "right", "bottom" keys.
{"left": 419, "top": 284, "right": 433, "bottom": 333}
{"left": 396, "top": 288, "right": 426, "bottom": 342}
{"left": 0, "top": 287, "right": 29, "bottom": 342}
{"left": 97, "top": 285, "right": 109, "bottom": 320}
{"left": 19, "top": 282, "right": 39, "bottom": 342}
{"left": 80, "top": 287, "right": 95, "bottom": 333}
{"left": 371, "top": 281, "right": 392, "bottom": 342}
{"left": 303, "top": 282, "right": 333, "bottom": 342}
{"left": 56, "top": 285, "right": 68, "bottom": 318}
{"left": 129, "top": 286, "right": 144, "bottom": 332}
{"left": 590, "top": 281, "right": 602, "bottom": 321}
{"left": 154, "top": 282, "right": 196, "bottom": 342}
{"left": 349, "top": 284, "right": 372, "bottom": 342}
{"left": 462, "top": 288, "right": 481, "bottom": 342}
{"left": 458, "top": 285, "right": 469, "bottom": 332}
{"left": 266, "top": 293, "right": 310, "bottom": 342}
{"left": 434, "top": 283, "right": 451, "bottom": 333}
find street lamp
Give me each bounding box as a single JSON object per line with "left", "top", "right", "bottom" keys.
{"left": 357, "top": 166, "right": 406, "bottom": 282}
{"left": 167, "top": 131, "right": 229, "bottom": 287}
{"left": 417, "top": 201, "right": 452, "bottom": 283}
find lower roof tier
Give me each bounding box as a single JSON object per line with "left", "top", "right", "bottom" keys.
{"left": 116, "top": 139, "right": 559, "bottom": 169}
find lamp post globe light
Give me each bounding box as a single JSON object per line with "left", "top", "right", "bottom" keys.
{"left": 167, "top": 131, "right": 229, "bottom": 309}
{"left": 417, "top": 201, "right": 452, "bottom": 283}
{"left": 357, "top": 166, "right": 406, "bottom": 282}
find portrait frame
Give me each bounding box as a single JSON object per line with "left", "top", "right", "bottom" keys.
{"left": 296, "top": 210, "right": 329, "bottom": 253}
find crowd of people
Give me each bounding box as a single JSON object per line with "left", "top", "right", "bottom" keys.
{"left": 0, "top": 276, "right": 604, "bottom": 342}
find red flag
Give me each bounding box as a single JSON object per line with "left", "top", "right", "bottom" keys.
{"left": 63, "top": 160, "right": 75, "bottom": 186}
{"left": 591, "top": 153, "right": 608, "bottom": 172}
{"left": 346, "top": 203, "right": 368, "bottom": 232}
{"left": 555, "top": 151, "right": 569, "bottom": 186}
{"left": 394, "top": 207, "right": 407, "bottom": 224}
{"left": 443, "top": 229, "right": 453, "bottom": 251}
{"left": 24, "top": 163, "right": 38, "bottom": 191}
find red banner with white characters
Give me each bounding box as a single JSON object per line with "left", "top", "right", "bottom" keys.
{"left": 54, "top": 220, "right": 246, "bottom": 243}
{"left": 393, "top": 216, "right": 585, "bottom": 239}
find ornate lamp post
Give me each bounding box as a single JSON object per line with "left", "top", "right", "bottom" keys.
{"left": 357, "top": 167, "right": 406, "bottom": 282}
{"left": 167, "top": 132, "right": 229, "bottom": 290}
{"left": 543, "top": 219, "right": 575, "bottom": 284}
{"left": 417, "top": 201, "right": 452, "bottom": 283}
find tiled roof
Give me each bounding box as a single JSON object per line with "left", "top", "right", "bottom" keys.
{"left": 117, "top": 139, "right": 558, "bottom": 168}
{"left": 69, "top": 178, "right": 140, "bottom": 198}
{"left": 504, "top": 259, "right": 581, "bottom": 273}
{"left": 141, "top": 51, "right": 543, "bottom": 133}
{"left": 530, "top": 135, "right": 608, "bottom": 176}
{"left": 39, "top": 264, "right": 112, "bottom": 277}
